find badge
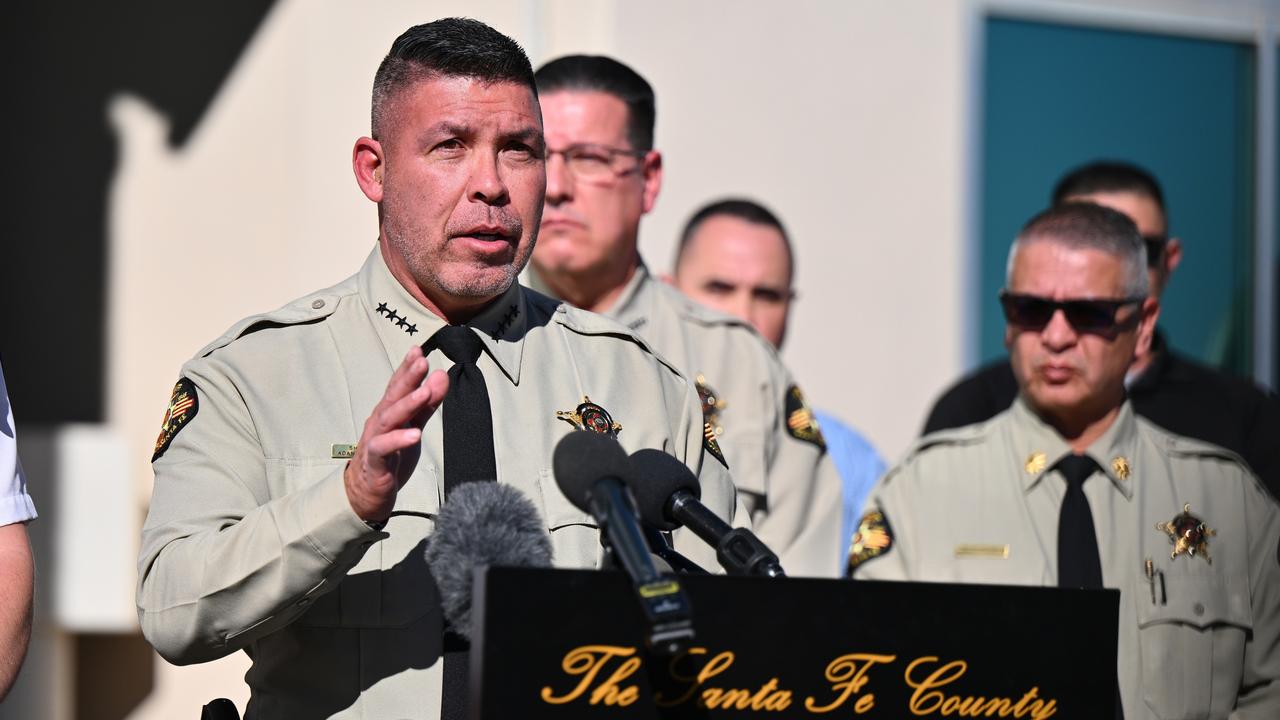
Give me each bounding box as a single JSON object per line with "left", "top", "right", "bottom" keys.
{"left": 847, "top": 509, "right": 893, "bottom": 574}
{"left": 1156, "top": 504, "right": 1216, "bottom": 563}
{"left": 152, "top": 378, "right": 199, "bottom": 462}
{"left": 1112, "top": 456, "right": 1131, "bottom": 480}
{"left": 702, "top": 422, "right": 728, "bottom": 468}
{"left": 784, "top": 384, "right": 825, "bottom": 451}
{"left": 1025, "top": 452, "right": 1047, "bottom": 475}
{"left": 331, "top": 444, "right": 358, "bottom": 459}
{"left": 556, "top": 396, "right": 622, "bottom": 437}
{"left": 695, "top": 374, "right": 727, "bottom": 436}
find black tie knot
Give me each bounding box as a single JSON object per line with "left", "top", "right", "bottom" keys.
{"left": 425, "top": 326, "right": 484, "bottom": 365}
{"left": 1056, "top": 454, "right": 1098, "bottom": 488}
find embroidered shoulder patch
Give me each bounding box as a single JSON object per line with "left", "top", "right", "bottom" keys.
{"left": 846, "top": 509, "right": 894, "bottom": 575}
{"left": 153, "top": 378, "right": 199, "bottom": 462}
{"left": 703, "top": 422, "right": 728, "bottom": 468}
{"left": 784, "top": 384, "right": 826, "bottom": 451}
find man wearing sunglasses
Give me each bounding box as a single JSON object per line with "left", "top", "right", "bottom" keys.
{"left": 851, "top": 202, "right": 1280, "bottom": 718}
{"left": 526, "top": 56, "right": 844, "bottom": 577}
{"left": 923, "top": 161, "right": 1280, "bottom": 499}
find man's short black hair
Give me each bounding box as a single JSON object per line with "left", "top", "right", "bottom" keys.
{"left": 1051, "top": 160, "right": 1166, "bottom": 219}
{"left": 676, "top": 198, "right": 793, "bottom": 283}
{"left": 534, "top": 55, "right": 656, "bottom": 151}
{"left": 372, "top": 18, "right": 535, "bottom": 139}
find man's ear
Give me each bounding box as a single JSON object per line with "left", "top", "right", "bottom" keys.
{"left": 353, "top": 136, "right": 385, "bottom": 203}
{"left": 1135, "top": 297, "right": 1160, "bottom": 358}
{"left": 640, "top": 150, "right": 663, "bottom": 215}
{"left": 1163, "top": 237, "right": 1183, "bottom": 277}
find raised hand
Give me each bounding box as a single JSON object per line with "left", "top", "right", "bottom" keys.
{"left": 344, "top": 346, "right": 450, "bottom": 523}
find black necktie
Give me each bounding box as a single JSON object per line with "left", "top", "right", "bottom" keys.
{"left": 422, "top": 326, "right": 495, "bottom": 720}
{"left": 423, "top": 325, "right": 497, "bottom": 495}
{"left": 1056, "top": 453, "right": 1103, "bottom": 589}
{"left": 1055, "top": 454, "right": 1123, "bottom": 718}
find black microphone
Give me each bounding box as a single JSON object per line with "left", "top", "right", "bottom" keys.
{"left": 628, "top": 448, "right": 786, "bottom": 578}
{"left": 553, "top": 431, "right": 694, "bottom": 654}
{"left": 424, "top": 482, "right": 553, "bottom": 641}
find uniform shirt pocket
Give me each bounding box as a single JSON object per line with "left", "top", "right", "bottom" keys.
{"left": 1135, "top": 572, "right": 1251, "bottom": 720}
{"left": 538, "top": 468, "right": 600, "bottom": 569}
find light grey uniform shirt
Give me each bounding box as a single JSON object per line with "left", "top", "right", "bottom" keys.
{"left": 137, "top": 247, "right": 740, "bottom": 720}
{"left": 852, "top": 397, "right": 1280, "bottom": 719}
{"left": 531, "top": 263, "right": 844, "bottom": 577}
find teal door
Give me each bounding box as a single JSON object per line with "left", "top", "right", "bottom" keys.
{"left": 981, "top": 18, "right": 1256, "bottom": 375}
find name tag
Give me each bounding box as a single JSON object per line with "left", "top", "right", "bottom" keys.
{"left": 331, "top": 443, "right": 357, "bottom": 459}
{"left": 954, "top": 544, "right": 1009, "bottom": 559}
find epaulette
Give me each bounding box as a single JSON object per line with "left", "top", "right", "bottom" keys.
{"left": 540, "top": 294, "right": 685, "bottom": 380}
{"left": 194, "top": 276, "right": 355, "bottom": 360}
{"left": 1157, "top": 429, "right": 1251, "bottom": 469}
{"left": 908, "top": 421, "right": 991, "bottom": 457}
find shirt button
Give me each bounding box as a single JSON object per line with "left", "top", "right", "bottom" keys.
{"left": 312, "top": 299, "right": 326, "bottom": 309}
{"left": 1193, "top": 602, "right": 1205, "bottom": 616}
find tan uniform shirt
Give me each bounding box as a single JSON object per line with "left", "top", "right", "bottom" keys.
{"left": 531, "top": 263, "right": 844, "bottom": 577}
{"left": 851, "top": 398, "right": 1280, "bottom": 719}
{"left": 137, "top": 248, "right": 740, "bottom": 720}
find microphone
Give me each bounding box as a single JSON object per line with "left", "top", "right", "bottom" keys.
{"left": 553, "top": 431, "right": 694, "bottom": 654}
{"left": 628, "top": 448, "right": 786, "bottom": 578}
{"left": 424, "top": 481, "right": 553, "bottom": 641}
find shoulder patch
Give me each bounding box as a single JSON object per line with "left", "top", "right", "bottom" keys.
{"left": 153, "top": 378, "right": 199, "bottom": 462}
{"left": 703, "top": 422, "right": 728, "bottom": 468}
{"left": 784, "top": 384, "right": 826, "bottom": 451}
{"left": 847, "top": 509, "right": 894, "bottom": 575}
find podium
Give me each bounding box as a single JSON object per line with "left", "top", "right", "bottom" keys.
{"left": 471, "top": 566, "right": 1119, "bottom": 719}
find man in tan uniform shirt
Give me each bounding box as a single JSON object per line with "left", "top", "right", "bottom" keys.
{"left": 527, "top": 55, "right": 843, "bottom": 577}
{"left": 851, "top": 203, "right": 1280, "bottom": 718}
{"left": 136, "top": 20, "right": 739, "bottom": 719}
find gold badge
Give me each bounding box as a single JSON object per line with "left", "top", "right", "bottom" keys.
{"left": 1025, "top": 452, "right": 1047, "bottom": 475}
{"left": 331, "top": 444, "right": 358, "bottom": 459}
{"left": 695, "top": 374, "right": 727, "bottom": 436}
{"left": 1156, "top": 504, "right": 1216, "bottom": 563}
{"left": 152, "top": 378, "right": 199, "bottom": 462}
{"left": 556, "top": 396, "right": 622, "bottom": 437}
{"left": 846, "top": 510, "right": 893, "bottom": 574}
{"left": 702, "top": 422, "right": 727, "bottom": 467}
{"left": 1112, "top": 456, "right": 1131, "bottom": 480}
{"left": 784, "top": 384, "right": 825, "bottom": 451}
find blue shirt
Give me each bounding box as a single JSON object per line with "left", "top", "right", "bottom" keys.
{"left": 814, "top": 409, "right": 884, "bottom": 556}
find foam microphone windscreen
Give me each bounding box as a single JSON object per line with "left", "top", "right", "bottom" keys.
{"left": 424, "top": 482, "right": 552, "bottom": 640}
{"left": 626, "top": 448, "right": 701, "bottom": 531}
{"left": 552, "top": 430, "right": 630, "bottom": 511}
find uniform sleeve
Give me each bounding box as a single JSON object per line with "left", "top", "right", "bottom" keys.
{"left": 0, "top": 360, "right": 36, "bottom": 526}
{"left": 136, "top": 363, "right": 379, "bottom": 665}
{"left": 1235, "top": 471, "right": 1280, "bottom": 715}
{"left": 743, "top": 364, "right": 843, "bottom": 578}
{"left": 847, "top": 464, "right": 914, "bottom": 581}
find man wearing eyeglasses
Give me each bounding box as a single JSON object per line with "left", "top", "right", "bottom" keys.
{"left": 526, "top": 55, "right": 844, "bottom": 577}
{"left": 851, "top": 202, "right": 1280, "bottom": 718}
{"left": 923, "top": 161, "right": 1280, "bottom": 499}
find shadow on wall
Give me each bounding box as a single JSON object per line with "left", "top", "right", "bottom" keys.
{"left": 0, "top": 0, "right": 277, "bottom": 425}
{"left": 1, "top": 3, "right": 277, "bottom": 719}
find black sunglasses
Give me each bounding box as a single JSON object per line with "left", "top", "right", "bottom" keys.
{"left": 1143, "top": 235, "right": 1168, "bottom": 268}
{"left": 999, "top": 291, "right": 1145, "bottom": 334}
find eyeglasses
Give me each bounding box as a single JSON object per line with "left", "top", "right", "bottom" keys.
{"left": 1142, "top": 234, "right": 1167, "bottom": 268}
{"left": 999, "top": 291, "right": 1145, "bottom": 334}
{"left": 546, "top": 143, "right": 647, "bottom": 183}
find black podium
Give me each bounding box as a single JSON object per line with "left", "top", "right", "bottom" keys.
{"left": 471, "top": 566, "right": 1118, "bottom": 719}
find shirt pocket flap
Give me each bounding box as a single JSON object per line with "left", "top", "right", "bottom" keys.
{"left": 538, "top": 468, "right": 597, "bottom": 531}
{"left": 1136, "top": 573, "right": 1252, "bottom": 631}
